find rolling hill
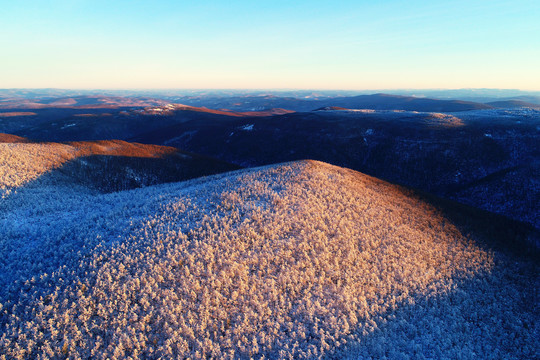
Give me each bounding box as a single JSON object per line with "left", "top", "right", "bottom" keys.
{"left": 169, "top": 93, "right": 493, "bottom": 112}
{"left": 0, "top": 160, "right": 537, "bottom": 359}
{"left": 0, "top": 95, "right": 169, "bottom": 109}
{"left": 0, "top": 103, "right": 292, "bottom": 144}
{"left": 321, "top": 94, "right": 494, "bottom": 112}
{"left": 3, "top": 100, "right": 538, "bottom": 230}
{"left": 0, "top": 135, "right": 240, "bottom": 195}
{"left": 129, "top": 108, "right": 540, "bottom": 230}
{"left": 2, "top": 92, "right": 493, "bottom": 113}
{"left": 485, "top": 100, "right": 540, "bottom": 109}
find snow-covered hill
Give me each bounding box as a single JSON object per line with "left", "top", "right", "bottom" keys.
{"left": 0, "top": 160, "right": 537, "bottom": 359}
{"left": 0, "top": 138, "right": 239, "bottom": 197}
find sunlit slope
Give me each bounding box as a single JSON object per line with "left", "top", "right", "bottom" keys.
{"left": 0, "top": 161, "right": 536, "bottom": 359}
{"left": 0, "top": 136, "right": 239, "bottom": 196}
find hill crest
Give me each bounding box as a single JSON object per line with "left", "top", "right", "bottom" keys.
{"left": 0, "top": 159, "right": 536, "bottom": 358}
{"left": 0, "top": 135, "right": 239, "bottom": 195}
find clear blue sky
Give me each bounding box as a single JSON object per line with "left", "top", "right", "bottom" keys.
{"left": 1, "top": 0, "right": 539, "bottom": 90}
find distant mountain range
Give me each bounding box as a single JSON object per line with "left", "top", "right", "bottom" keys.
{"left": 0, "top": 95, "right": 168, "bottom": 109}
{"left": 167, "top": 93, "right": 493, "bottom": 112}
{"left": 3, "top": 91, "right": 540, "bottom": 113}
{"left": 2, "top": 87, "right": 539, "bottom": 103}
{"left": 485, "top": 100, "right": 540, "bottom": 109}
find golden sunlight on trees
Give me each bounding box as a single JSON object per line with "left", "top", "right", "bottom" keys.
{"left": 0, "top": 160, "right": 536, "bottom": 359}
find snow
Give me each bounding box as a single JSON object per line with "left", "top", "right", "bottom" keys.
{"left": 449, "top": 108, "right": 540, "bottom": 119}
{"left": 0, "top": 160, "right": 536, "bottom": 359}
{"left": 240, "top": 124, "right": 254, "bottom": 131}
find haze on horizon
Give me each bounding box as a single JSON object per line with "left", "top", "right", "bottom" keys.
{"left": 1, "top": 0, "right": 539, "bottom": 91}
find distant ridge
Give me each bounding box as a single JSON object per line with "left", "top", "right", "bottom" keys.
{"left": 320, "top": 93, "right": 493, "bottom": 112}
{"left": 0, "top": 93, "right": 493, "bottom": 113}
{"left": 0, "top": 95, "right": 168, "bottom": 109}
{"left": 0, "top": 135, "right": 240, "bottom": 193}
{"left": 486, "top": 100, "right": 540, "bottom": 109}
{"left": 167, "top": 93, "right": 494, "bottom": 112}
{"left": 314, "top": 106, "right": 349, "bottom": 111}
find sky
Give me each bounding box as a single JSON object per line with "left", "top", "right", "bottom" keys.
{"left": 1, "top": 0, "right": 539, "bottom": 90}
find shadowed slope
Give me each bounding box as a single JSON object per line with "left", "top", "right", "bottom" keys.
{"left": 486, "top": 100, "right": 540, "bottom": 109}
{"left": 0, "top": 160, "right": 536, "bottom": 359}
{"left": 132, "top": 108, "right": 539, "bottom": 229}
{"left": 163, "top": 104, "right": 294, "bottom": 117}
{"left": 0, "top": 104, "right": 294, "bottom": 145}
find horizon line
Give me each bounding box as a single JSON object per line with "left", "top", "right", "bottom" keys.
{"left": 2, "top": 87, "right": 540, "bottom": 93}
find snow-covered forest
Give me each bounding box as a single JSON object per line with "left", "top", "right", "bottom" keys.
{"left": 0, "top": 146, "right": 536, "bottom": 359}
